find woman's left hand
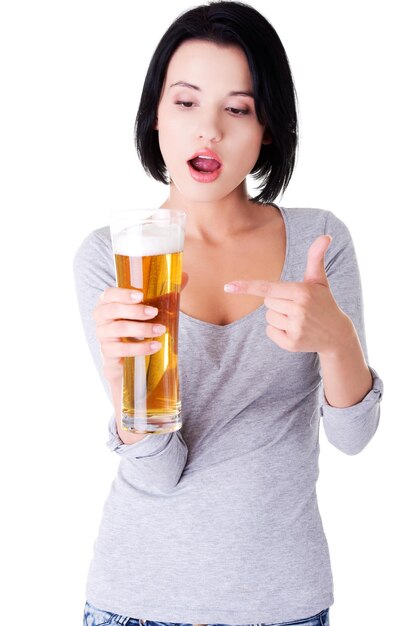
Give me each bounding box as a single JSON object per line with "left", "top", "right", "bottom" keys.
{"left": 224, "top": 235, "right": 354, "bottom": 357}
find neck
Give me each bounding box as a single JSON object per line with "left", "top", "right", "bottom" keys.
{"left": 159, "top": 181, "right": 263, "bottom": 242}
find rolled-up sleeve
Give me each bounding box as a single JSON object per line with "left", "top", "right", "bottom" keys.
{"left": 107, "top": 416, "right": 188, "bottom": 490}
{"left": 319, "top": 366, "right": 383, "bottom": 454}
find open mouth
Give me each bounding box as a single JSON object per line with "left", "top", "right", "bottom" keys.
{"left": 188, "top": 156, "right": 222, "bottom": 173}
{"left": 187, "top": 155, "right": 223, "bottom": 183}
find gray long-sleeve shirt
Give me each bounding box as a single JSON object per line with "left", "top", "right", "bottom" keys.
{"left": 73, "top": 205, "right": 384, "bottom": 624}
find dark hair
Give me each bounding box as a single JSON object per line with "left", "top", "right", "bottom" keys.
{"left": 134, "top": 1, "right": 298, "bottom": 204}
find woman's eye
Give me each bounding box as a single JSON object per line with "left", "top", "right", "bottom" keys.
{"left": 227, "top": 107, "right": 249, "bottom": 116}
{"left": 174, "top": 102, "right": 249, "bottom": 116}
{"left": 175, "top": 101, "right": 194, "bottom": 108}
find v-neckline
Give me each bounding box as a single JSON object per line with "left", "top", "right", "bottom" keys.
{"left": 179, "top": 204, "right": 290, "bottom": 330}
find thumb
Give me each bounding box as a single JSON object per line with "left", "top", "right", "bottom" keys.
{"left": 303, "top": 235, "right": 332, "bottom": 285}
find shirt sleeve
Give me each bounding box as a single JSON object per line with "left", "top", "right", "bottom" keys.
{"left": 318, "top": 211, "right": 384, "bottom": 455}
{"left": 106, "top": 415, "right": 188, "bottom": 491}
{"left": 73, "top": 228, "right": 189, "bottom": 488}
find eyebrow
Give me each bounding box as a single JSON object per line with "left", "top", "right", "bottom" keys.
{"left": 169, "top": 80, "right": 254, "bottom": 98}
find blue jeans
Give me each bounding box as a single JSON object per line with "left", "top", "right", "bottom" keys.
{"left": 83, "top": 602, "right": 329, "bottom": 626}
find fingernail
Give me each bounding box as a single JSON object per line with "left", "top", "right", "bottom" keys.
{"left": 149, "top": 341, "right": 162, "bottom": 352}
{"left": 152, "top": 324, "right": 166, "bottom": 335}
{"left": 224, "top": 283, "right": 239, "bottom": 293}
{"left": 130, "top": 291, "right": 143, "bottom": 302}
{"left": 144, "top": 306, "right": 158, "bottom": 316}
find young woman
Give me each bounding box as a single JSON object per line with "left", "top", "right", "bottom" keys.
{"left": 74, "top": 2, "right": 384, "bottom": 625}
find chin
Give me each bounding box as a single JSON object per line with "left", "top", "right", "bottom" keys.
{"left": 172, "top": 173, "right": 245, "bottom": 204}
{"left": 186, "top": 189, "right": 233, "bottom": 204}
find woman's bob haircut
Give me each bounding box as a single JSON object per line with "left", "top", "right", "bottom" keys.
{"left": 134, "top": 0, "right": 299, "bottom": 204}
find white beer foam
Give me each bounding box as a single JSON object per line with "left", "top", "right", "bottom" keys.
{"left": 112, "top": 223, "right": 184, "bottom": 257}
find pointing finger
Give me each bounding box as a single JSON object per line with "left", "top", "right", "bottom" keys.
{"left": 224, "top": 280, "right": 301, "bottom": 301}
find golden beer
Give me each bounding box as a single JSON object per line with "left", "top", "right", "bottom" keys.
{"left": 110, "top": 209, "right": 185, "bottom": 435}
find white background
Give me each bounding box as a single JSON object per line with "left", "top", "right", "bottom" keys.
{"left": 1, "top": 1, "right": 416, "bottom": 624}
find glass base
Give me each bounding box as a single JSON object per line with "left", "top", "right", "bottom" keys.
{"left": 121, "top": 412, "right": 182, "bottom": 435}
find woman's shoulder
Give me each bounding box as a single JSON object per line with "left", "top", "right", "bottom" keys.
{"left": 76, "top": 225, "right": 111, "bottom": 250}
{"left": 279, "top": 205, "right": 352, "bottom": 239}
{"left": 279, "top": 204, "right": 335, "bottom": 223}
{"left": 277, "top": 206, "right": 355, "bottom": 280}
{"left": 73, "top": 225, "right": 113, "bottom": 276}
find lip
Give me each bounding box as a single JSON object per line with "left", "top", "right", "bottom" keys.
{"left": 187, "top": 149, "right": 223, "bottom": 184}
{"left": 187, "top": 161, "right": 222, "bottom": 183}
{"left": 188, "top": 149, "right": 223, "bottom": 164}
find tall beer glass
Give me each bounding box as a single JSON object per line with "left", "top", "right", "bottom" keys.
{"left": 110, "top": 209, "right": 186, "bottom": 435}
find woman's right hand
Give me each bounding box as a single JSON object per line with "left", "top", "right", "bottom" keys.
{"left": 93, "top": 287, "right": 165, "bottom": 385}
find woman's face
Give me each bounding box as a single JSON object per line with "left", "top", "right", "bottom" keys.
{"left": 155, "top": 39, "right": 270, "bottom": 203}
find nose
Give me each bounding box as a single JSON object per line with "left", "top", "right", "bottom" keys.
{"left": 196, "top": 110, "right": 223, "bottom": 143}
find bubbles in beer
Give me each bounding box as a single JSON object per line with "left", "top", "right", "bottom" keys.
{"left": 114, "top": 245, "right": 183, "bottom": 434}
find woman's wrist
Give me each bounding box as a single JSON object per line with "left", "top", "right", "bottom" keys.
{"left": 116, "top": 422, "right": 149, "bottom": 444}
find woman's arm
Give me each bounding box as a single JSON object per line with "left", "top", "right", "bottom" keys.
{"left": 73, "top": 227, "right": 188, "bottom": 489}
{"left": 224, "top": 208, "right": 383, "bottom": 455}
{"left": 318, "top": 318, "right": 372, "bottom": 408}
{"left": 317, "top": 210, "right": 384, "bottom": 454}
